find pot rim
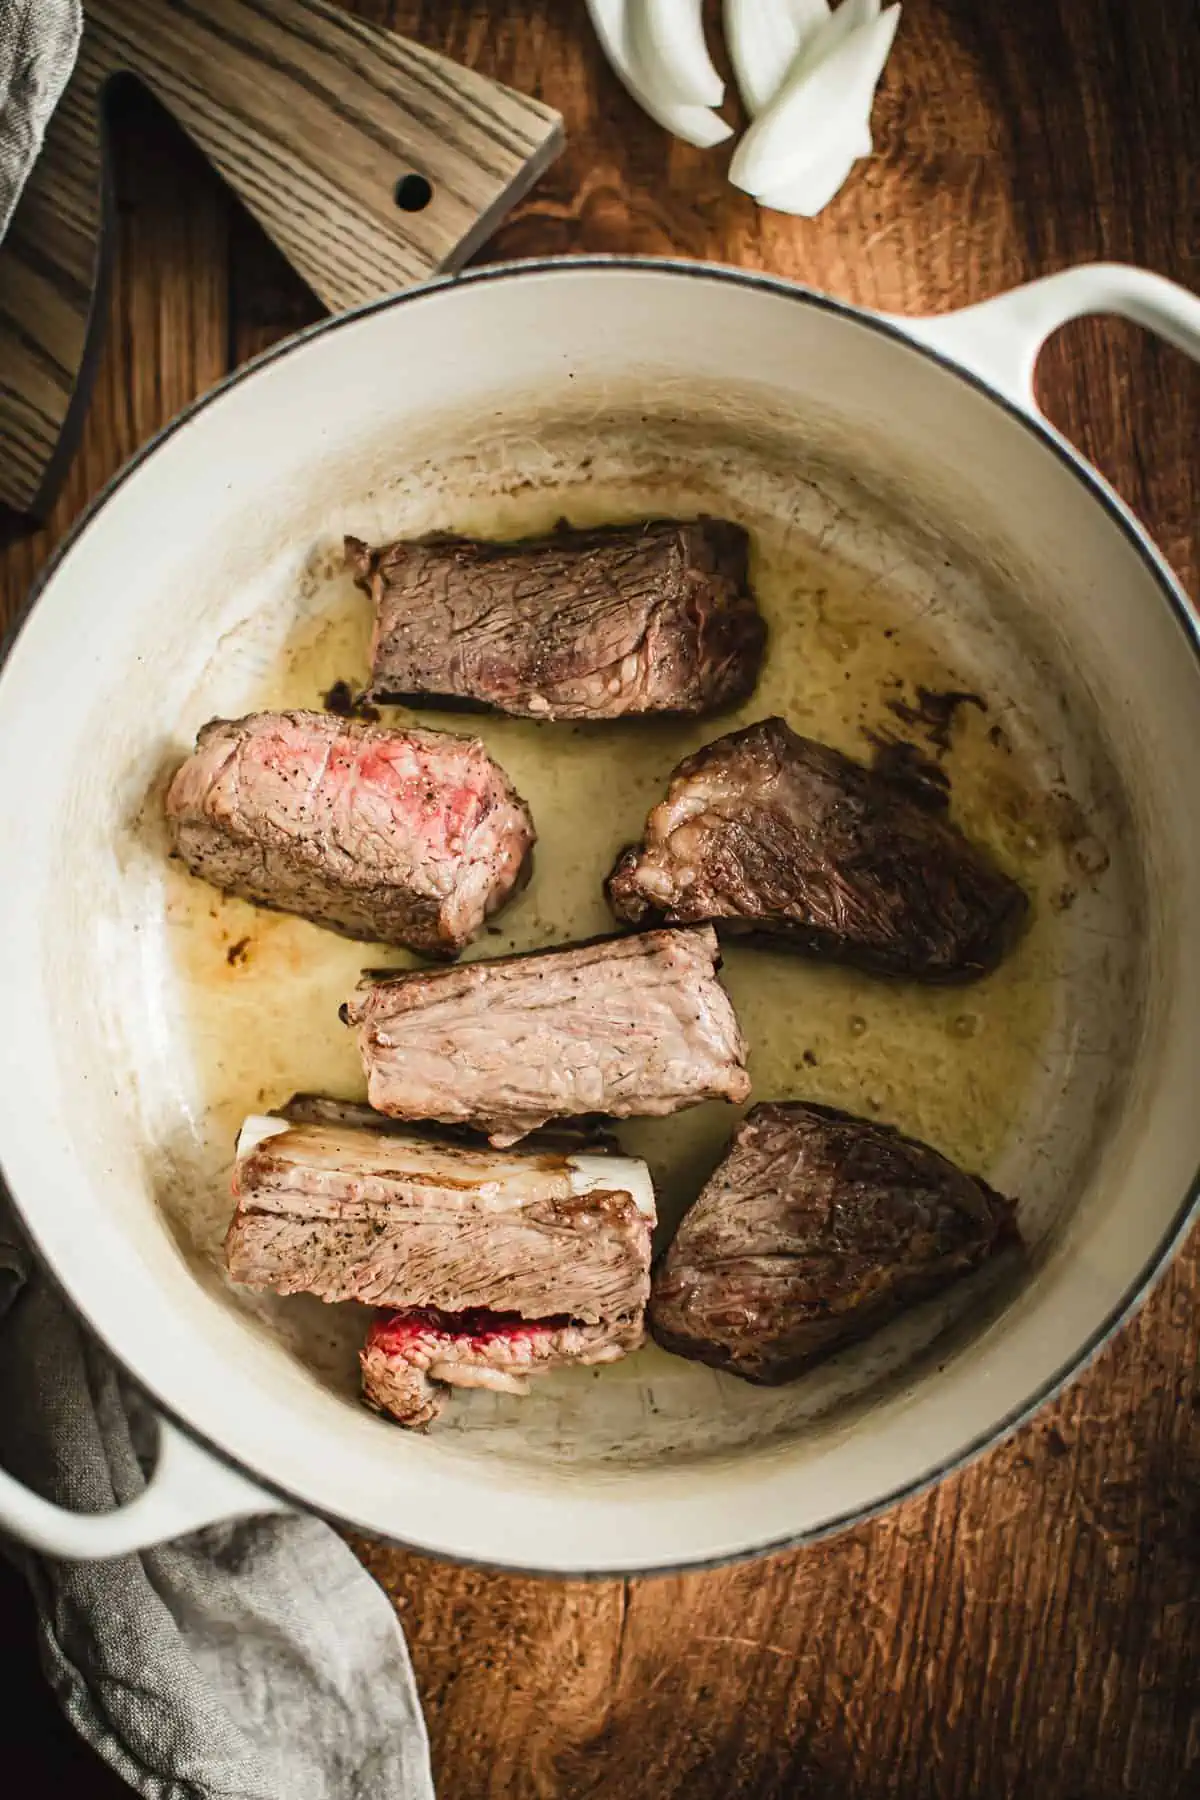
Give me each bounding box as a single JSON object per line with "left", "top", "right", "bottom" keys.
{"left": 3, "top": 254, "right": 1198, "bottom": 1577}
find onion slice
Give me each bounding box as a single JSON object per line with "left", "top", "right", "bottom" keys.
{"left": 632, "top": 0, "right": 725, "bottom": 109}
{"left": 725, "top": 0, "right": 832, "bottom": 117}
{"left": 586, "top": 0, "right": 733, "bottom": 149}
{"left": 730, "top": 2, "right": 901, "bottom": 200}
{"left": 757, "top": 126, "right": 871, "bottom": 216}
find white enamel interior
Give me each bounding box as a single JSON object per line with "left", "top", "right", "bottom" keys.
{"left": 0, "top": 262, "right": 1197, "bottom": 1574}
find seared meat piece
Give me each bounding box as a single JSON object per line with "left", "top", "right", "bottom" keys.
{"left": 361, "top": 1306, "right": 641, "bottom": 1428}
{"left": 607, "top": 716, "right": 1027, "bottom": 981}
{"left": 348, "top": 518, "right": 765, "bottom": 720}
{"left": 344, "top": 925, "right": 750, "bottom": 1146}
{"left": 165, "top": 710, "right": 534, "bottom": 956}
{"left": 225, "top": 1112, "right": 654, "bottom": 1323}
{"left": 650, "top": 1101, "right": 1018, "bottom": 1384}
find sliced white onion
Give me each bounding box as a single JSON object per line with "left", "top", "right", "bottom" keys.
{"left": 758, "top": 123, "right": 871, "bottom": 216}
{"left": 632, "top": 0, "right": 725, "bottom": 109}
{"left": 725, "top": 0, "right": 831, "bottom": 117}
{"left": 729, "top": 2, "right": 901, "bottom": 200}
{"left": 586, "top": 0, "right": 733, "bottom": 149}
{"left": 725, "top": 0, "right": 891, "bottom": 216}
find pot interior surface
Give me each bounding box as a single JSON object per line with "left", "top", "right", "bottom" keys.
{"left": 1, "top": 266, "right": 1196, "bottom": 1569}
{"left": 140, "top": 416, "right": 1132, "bottom": 1460}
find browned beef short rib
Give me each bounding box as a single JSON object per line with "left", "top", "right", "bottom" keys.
{"left": 165, "top": 710, "right": 534, "bottom": 956}
{"left": 347, "top": 518, "right": 765, "bottom": 720}
{"left": 344, "top": 925, "right": 750, "bottom": 1146}
{"left": 225, "top": 1111, "right": 654, "bottom": 1324}
{"left": 649, "top": 1100, "right": 1018, "bottom": 1385}
{"left": 606, "top": 716, "right": 1028, "bottom": 981}
{"left": 361, "top": 1306, "right": 642, "bottom": 1428}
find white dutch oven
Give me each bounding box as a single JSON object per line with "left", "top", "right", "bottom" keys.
{"left": 0, "top": 259, "right": 1198, "bottom": 1574}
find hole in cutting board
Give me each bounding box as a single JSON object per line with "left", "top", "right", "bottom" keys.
{"left": 393, "top": 173, "right": 433, "bottom": 212}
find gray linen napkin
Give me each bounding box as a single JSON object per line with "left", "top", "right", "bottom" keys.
{"left": 0, "top": 1196, "right": 437, "bottom": 1800}
{"left": 0, "top": 0, "right": 80, "bottom": 237}
{"left": 0, "top": 11, "right": 436, "bottom": 1796}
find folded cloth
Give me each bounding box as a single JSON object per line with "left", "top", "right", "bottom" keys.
{"left": 0, "top": 0, "right": 81, "bottom": 237}
{"left": 0, "top": 1193, "right": 437, "bottom": 1800}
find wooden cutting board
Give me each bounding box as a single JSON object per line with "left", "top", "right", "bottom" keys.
{"left": 0, "top": 0, "right": 562, "bottom": 519}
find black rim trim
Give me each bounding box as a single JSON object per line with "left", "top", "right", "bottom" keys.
{"left": 2, "top": 254, "right": 1198, "bottom": 1579}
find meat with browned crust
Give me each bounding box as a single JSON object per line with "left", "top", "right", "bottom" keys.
{"left": 165, "top": 710, "right": 534, "bottom": 956}
{"left": 225, "top": 1111, "right": 654, "bottom": 1324}
{"left": 344, "top": 925, "right": 750, "bottom": 1146}
{"left": 348, "top": 518, "right": 765, "bottom": 720}
{"left": 227, "top": 1108, "right": 655, "bottom": 1428}
{"left": 606, "top": 716, "right": 1027, "bottom": 982}
{"left": 649, "top": 1101, "right": 1018, "bottom": 1385}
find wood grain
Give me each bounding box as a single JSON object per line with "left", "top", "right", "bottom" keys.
{"left": 0, "top": 0, "right": 561, "bottom": 516}
{"left": 1, "top": 3, "right": 1198, "bottom": 1797}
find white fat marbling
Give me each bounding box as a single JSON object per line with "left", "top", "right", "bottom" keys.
{"left": 568, "top": 1153, "right": 657, "bottom": 1220}
{"left": 235, "top": 1114, "right": 292, "bottom": 1159}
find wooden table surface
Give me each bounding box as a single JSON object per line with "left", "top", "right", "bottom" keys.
{"left": 1, "top": 3, "right": 1197, "bottom": 1795}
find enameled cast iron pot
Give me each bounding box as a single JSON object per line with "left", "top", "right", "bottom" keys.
{"left": 0, "top": 259, "right": 1198, "bottom": 1575}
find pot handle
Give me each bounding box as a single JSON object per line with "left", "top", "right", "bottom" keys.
{"left": 0, "top": 1416, "right": 288, "bottom": 1559}
{"left": 890, "top": 262, "right": 1200, "bottom": 412}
